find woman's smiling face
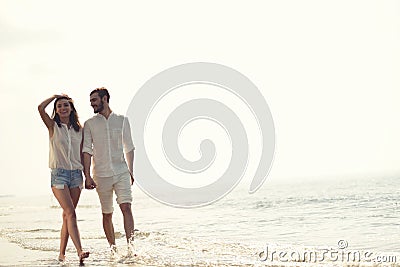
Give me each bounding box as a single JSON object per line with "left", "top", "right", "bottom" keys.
{"left": 55, "top": 99, "right": 72, "bottom": 119}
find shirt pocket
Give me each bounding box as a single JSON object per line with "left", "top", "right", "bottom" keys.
{"left": 110, "top": 129, "right": 123, "bottom": 150}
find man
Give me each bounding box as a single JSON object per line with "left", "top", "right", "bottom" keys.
{"left": 83, "top": 87, "right": 135, "bottom": 253}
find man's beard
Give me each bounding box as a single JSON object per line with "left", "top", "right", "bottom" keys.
{"left": 94, "top": 100, "right": 104, "bottom": 113}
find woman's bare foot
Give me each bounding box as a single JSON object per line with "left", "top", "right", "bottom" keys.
{"left": 58, "top": 254, "right": 66, "bottom": 262}
{"left": 79, "top": 251, "right": 90, "bottom": 264}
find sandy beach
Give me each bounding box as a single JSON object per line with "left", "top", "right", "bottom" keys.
{"left": 0, "top": 238, "right": 52, "bottom": 266}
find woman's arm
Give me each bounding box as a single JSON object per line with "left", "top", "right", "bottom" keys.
{"left": 38, "top": 95, "right": 61, "bottom": 137}
{"left": 38, "top": 95, "right": 56, "bottom": 128}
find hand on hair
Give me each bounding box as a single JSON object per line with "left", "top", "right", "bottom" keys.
{"left": 54, "top": 94, "right": 70, "bottom": 99}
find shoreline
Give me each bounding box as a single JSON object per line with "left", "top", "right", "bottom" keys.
{"left": 0, "top": 237, "right": 52, "bottom": 266}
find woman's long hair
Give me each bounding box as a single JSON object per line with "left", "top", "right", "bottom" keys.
{"left": 51, "top": 96, "right": 82, "bottom": 132}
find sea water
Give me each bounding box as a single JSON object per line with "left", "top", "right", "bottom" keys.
{"left": 0, "top": 175, "right": 399, "bottom": 266}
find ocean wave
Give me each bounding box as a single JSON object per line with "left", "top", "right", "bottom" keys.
{"left": 1, "top": 227, "right": 399, "bottom": 266}
{"left": 25, "top": 228, "right": 59, "bottom": 233}
{"left": 0, "top": 195, "right": 15, "bottom": 198}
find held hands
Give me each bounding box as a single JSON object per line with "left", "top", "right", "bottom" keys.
{"left": 85, "top": 173, "right": 133, "bottom": 187}
{"left": 85, "top": 177, "right": 97, "bottom": 190}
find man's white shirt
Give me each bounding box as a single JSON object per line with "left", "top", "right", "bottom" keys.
{"left": 83, "top": 112, "right": 135, "bottom": 177}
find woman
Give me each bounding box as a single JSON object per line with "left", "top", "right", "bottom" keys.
{"left": 38, "top": 94, "right": 89, "bottom": 263}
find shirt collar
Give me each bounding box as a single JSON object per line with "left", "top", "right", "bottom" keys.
{"left": 60, "top": 122, "right": 72, "bottom": 129}
{"left": 96, "top": 111, "right": 115, "bottom": 120}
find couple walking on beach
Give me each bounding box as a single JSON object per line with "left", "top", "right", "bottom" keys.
{"left": 38, "top": 88, "right": 135, "bottom": 264}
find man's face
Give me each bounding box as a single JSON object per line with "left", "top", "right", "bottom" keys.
{"left": 90, "top": 93, "right": 104, "bottom": 113}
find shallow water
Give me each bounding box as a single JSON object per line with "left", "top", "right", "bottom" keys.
{"left": 0, "top": 176, "right": 399, "bottom": 266}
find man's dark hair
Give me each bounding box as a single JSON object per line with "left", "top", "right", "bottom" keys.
{"left": 90, "top": 87, "right": 110, "bottom": 103}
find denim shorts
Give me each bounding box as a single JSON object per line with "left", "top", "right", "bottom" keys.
{"left": 51, "top": 168, "right": 83, "bottom": 189}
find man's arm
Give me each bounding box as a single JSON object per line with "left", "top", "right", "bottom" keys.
{"left": 82, "top": 122, "right": 96, "bottom": 189}
{"left": 125, "top": 149, "right": 134, "bottom": 184}
{"left": 122, "top": 117, "right": 135, "bottom": 185}
{"left": 83, "top": 152, "right": 96, "bottom": 189}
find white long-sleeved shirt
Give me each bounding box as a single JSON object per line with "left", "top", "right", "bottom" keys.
{"left": 83, "top": 112, "right": 135, "bottom": 177}
{"left": 49, "top": 122, "right": 83, "bottom": 170}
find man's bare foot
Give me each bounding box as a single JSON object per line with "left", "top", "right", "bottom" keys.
{"left": 110, "top": 245, "right": 119, "bottom": 259}
{"left": 110, "top": 245, "right": 118, "bottom": 253}
{"left": 79, "top": 251, "right": 90, "bottom": 264}
{"left": 127, "top": 243, "right": 138, "bottom": 257}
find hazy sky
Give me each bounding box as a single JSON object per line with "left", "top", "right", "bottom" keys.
{"left": 1, "top": 1, "right": 399, "bottom": 196}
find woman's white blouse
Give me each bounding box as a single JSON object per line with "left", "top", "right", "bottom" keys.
{"left": 49, "top": 122, "right": 83, "bottom": 170}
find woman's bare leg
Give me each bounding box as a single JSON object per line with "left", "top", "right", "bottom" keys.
{"left": 52, "top": 187, "right": 88, "bottom": 262}
{"left": 59, "top": 211, "right": 68, "bottom": 261}
{"left": 59, "top": 187, "right": 82, "bottom": 261}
